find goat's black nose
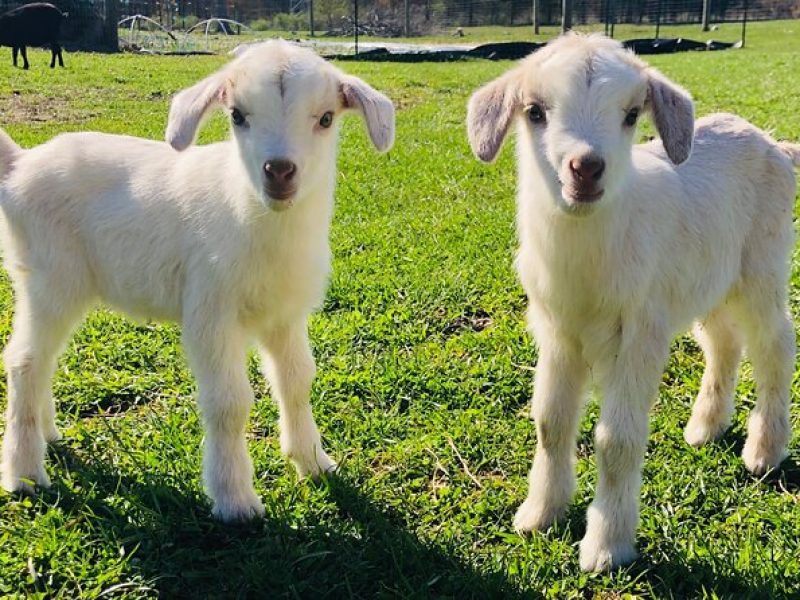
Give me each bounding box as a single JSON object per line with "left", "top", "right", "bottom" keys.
{"left": 264, "top": 159, "right": 297, "bottom": 184}
{"left": 569, "top": 156, "right": 605, "bottom": 182}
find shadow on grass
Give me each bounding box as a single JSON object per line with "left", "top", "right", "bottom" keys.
{"left": 37, "top": 445, "right": 522, "bottom": 599}
{"left": 22, "top": 441, "right": 794, "bottom": 598}
{"left": 710, "top": 428, "right": 800, "bottom": 492}
{"left": 623, "top": 554, "right": 788, "bottom": 600}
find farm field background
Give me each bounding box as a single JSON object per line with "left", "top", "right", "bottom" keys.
{"left": 1, "top": 19, "right": 799, "bottom": 598}
{"left": 127, "top": 20, "right": 768, "bottom": 54}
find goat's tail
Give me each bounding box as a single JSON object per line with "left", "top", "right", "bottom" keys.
{"left": 0, "top": 128, "right": 21, "bottom": 181}
{"left": 779, "top": 141, "right": 800, "bottom": 167}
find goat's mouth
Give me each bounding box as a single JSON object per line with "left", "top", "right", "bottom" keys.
{"left": 264, "top": 186, "right": 297, "bottom": 203}
{"left": 561, "top": 187, "right": 604, "bottom": 204}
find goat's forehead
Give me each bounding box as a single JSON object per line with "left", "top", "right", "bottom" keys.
{"left": 228, "top": 53, "right": 339, "bottom": 109}
{"left": 523, "top": 42, "right": 644, "bottom": 108}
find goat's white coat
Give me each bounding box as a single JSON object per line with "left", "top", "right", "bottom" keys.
{"left": 0, "top": 40, "right": 395, "bottom": 522}
{"left": 467, "top": 34, "right": 799, "bottom": 571}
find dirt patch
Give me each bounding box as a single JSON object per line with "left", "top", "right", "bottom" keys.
{"left": 441, "top": 307, "right": 493, "bottom": 336}
{"left": 0, "top": 90, "right": 96, "bottom": 124}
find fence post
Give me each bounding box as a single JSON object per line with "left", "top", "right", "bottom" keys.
{"left": 741, "top": 0, "right": 748, "bottom": 47}
{"left": 404, "top": 0, "right": 410, "bottom": 36}
{"left": 562, "top": 0, "right": 572, "bottom": 32}
{"left": 310, "top": 0, "right": 315, "bottom": 36}
{"left": 655, "top": 0, "right": 662, "bottom": 38}
{"left": 532, "top": 0, "right": 539, "bottom": 34}
{"left": 701, "top": 0, "right": 711, "bottom": 31}
{"left": 354, "top": 0, "right": 359, "bottom": 55}
{"left": 609, "top": 0, "right": 615, "bottom": 38}
{"left": 105, "top": 0, "right": 119, "bottom": 51}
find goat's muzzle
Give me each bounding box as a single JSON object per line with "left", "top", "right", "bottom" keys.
{"left": 263, "top": 158, "right": 297, "bottom": 201}
{"left": 562, "top": 154, "right": 605, "bottom": 204}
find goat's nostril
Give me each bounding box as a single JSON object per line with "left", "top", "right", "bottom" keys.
{"left": 570, "top": 156, "right": 605, "bottom": 182}
{"left": 264, "top": 159, "right": 297, "bottom": 183}
{"left": 592, "top": 160, "right": 605, "bottom": 180}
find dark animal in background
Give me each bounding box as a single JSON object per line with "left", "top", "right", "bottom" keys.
{"left": 0, "top": 3, "right": 65, "bottom": 69}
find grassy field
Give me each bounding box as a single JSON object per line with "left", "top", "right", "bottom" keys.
{"left": 1, "top": 19, "right": 799, "bottom": 599}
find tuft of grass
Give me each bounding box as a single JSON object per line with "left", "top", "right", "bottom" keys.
{"left": 0, "top": 20, "right": 799, "bottom": 599}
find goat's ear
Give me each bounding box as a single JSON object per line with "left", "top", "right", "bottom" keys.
{"left": 467, "top": 70, "right": 521, "bottom": 163}
{"left": 646, "top": 68, "right": 694, "bottom": 165}
{"left": 166, "top": 71, "right": 227, "bottom": 151}
{"left": 340, "top": 75, "right": 395, "bottom": 152}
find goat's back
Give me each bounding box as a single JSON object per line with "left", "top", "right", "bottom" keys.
{"left": 0, "top": 3, "right": 63, "bottom": 46}
{"left": 636, "top": 112, "right": 797, "bottom": 222}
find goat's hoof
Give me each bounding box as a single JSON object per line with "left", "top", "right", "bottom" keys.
{"left": 742, "top": 437, "right": 787, "bottom": 476}
{"left": 42, "top": 425, "right": 63, "bottom": 444}
{"left": 578, "top": 535, "right": 637, "bottom": 572}
{"left": 291, "top": 450, "right": 337, "bottom": 480}
{"left": 1, "top": 468, "right": 51, "bottom": 495}
{"left": 513, "top": 497, "right": 564, "bottom": 533}
{"left": 211, "top": 491, "right": 265, "bottom": 523}
{"left": 683, "top": 417, "right": 728, "bottom": 448}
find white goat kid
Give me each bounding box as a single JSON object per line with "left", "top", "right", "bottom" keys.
{"left": 467, "top": 33, "right": 799, "bottom": 571}
{"left": 0, "top": 41, "right": 395, "bottom": 522}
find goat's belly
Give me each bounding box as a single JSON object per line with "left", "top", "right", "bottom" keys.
{"left": 88, "top": 249, "right": 185, "bottom": 323}
{"left": 96, "top": 273, "right": 183, "bottom": 324}
{"left": 7, "top": 34, "right": 54, "bottom": 47}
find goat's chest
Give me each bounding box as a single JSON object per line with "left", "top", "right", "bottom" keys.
{"left": 516, "top": 218, "right": 648, "bottom": 337}
{"left": 234, "top": 226, "right": 332, "bottom": 328}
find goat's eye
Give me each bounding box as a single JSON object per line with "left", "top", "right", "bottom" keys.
{"left": 319, "top": 111, "right": 334, "bottom": 129}
{"left": 231, "top": 108, "right": 246, "bottom": 127}
{"left": 624, "top": 108, "right": 639, "bottom": 127}
{"left": 527, "top": 103, "right": 546, "bottom": 124}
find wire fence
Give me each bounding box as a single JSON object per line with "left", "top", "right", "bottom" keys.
{"left": 1, "top": 0, "right": 797, "bottom": 50}
{"left": 119, "top": 0, "right": 799, "bottom": 35}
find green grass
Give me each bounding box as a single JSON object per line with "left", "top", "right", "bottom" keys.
{"left": 1, "top": 19, "right": 799, "bottom": 599}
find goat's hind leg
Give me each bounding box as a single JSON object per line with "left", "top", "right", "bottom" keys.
{"left": 738, "top": 279, "right": 794, "bottom": 475}
{"left": 685, "top": 306, "right": 742, "bottom": 447}
{"left": 50, "top": 43, "right": 63, "bottom": 68}
{"left": 259, "top": 322, "right": 335, "bottom": 478}
{"left": 1, "top": 283, "right": 84, "bottom": 494}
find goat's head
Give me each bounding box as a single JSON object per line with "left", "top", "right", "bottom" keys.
{"left": 467, "top": 34, "right": 694, "bottom": 215}
{"left": 166, "top": 40, "right": 395, "bottom": 211}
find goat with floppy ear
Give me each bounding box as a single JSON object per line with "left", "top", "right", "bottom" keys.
{"left": 467, "top": 38, "right": 694, "bottom": 169}
{"left": 467, "top": 33, "right": 799, "bottom": 571}
{"left": 0, "top": 40, "right": 395, "bottom": 523}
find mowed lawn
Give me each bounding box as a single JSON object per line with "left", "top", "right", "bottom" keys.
{"left": 1, "top": 20, "right": 799, "bottom": 599}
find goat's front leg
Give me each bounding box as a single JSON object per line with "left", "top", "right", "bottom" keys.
{"left": 514, "top": 339, "right": 589, "bottom": 532}
{"left": 260, "top": 322, "right": 335, "bottom": 478}
{"left": 183, "top": 320, "right": 263, "bottom": 522}
{"left": 579, "top": 332, "right": 669, "bottom": 572}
